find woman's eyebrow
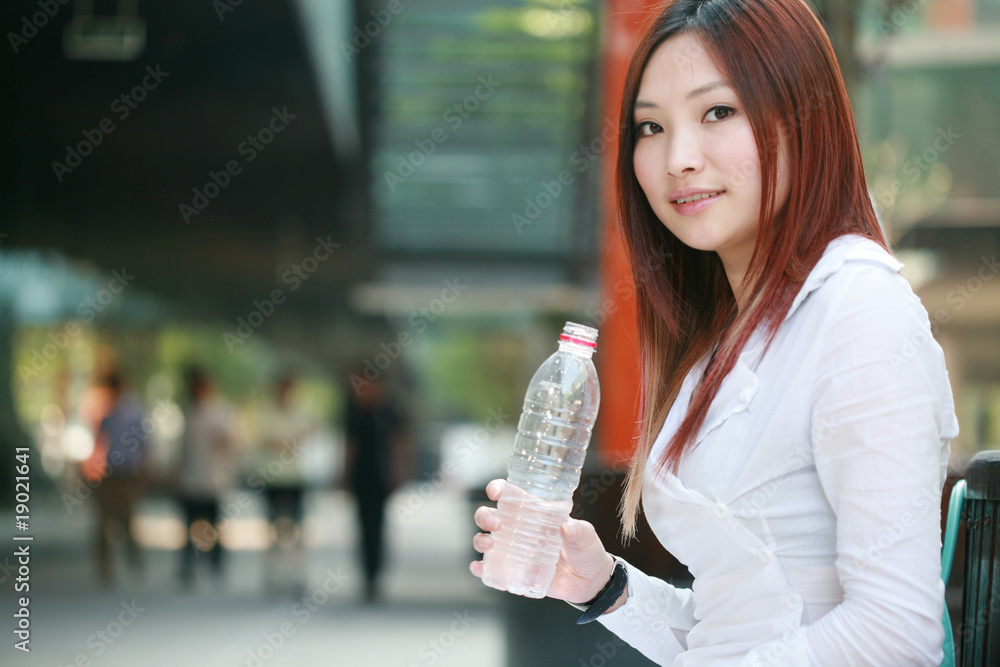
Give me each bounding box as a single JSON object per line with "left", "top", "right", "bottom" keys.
{"left": 686, "top": 80, "right": 728, "bottom": 100}
{"left": 633, "top": 80, "right": 731, "bottom": 112}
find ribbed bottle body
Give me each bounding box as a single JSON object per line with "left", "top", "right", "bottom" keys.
{"left": 482, "top": 323, "right": 599, "bottom": 598}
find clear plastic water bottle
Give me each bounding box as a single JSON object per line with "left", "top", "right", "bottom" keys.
{"left": 482, "top": 322, "right": 600, "bottom": 598}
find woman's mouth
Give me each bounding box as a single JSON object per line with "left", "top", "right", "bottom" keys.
{"left": 671, "top": 190, "right": 724, "bottom": 215}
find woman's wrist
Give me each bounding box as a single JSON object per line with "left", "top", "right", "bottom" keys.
{"left": 604, "top": 583, "right": 629, "bottom": 615}
{"left": 596, "top": 555, "right": 628, "bottom": 615}
{"left": 566, "top": 555, "right": 616, "bottom": 610}
{"left": 570, "top": 555, "right": 630, "bottom": 624}
{"left": 584, "top": 554, "right": 618, "bottom": 603}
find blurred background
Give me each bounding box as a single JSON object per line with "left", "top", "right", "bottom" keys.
{"left": 1, "top": 0, "right": 998, "bottom": 665}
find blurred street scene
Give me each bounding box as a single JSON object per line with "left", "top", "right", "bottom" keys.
{"left": 0, "top": 486, "right": 504, "bottom": 667}
{"left": 2, "top": 0, "right": 999, "bottom": 665}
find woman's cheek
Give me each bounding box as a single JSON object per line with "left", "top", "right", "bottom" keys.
{"left": 729, "top": 155, "right": 759, "bottom": 188}
{"left": 633, "top": 151, "right": 659, "bottom": 195}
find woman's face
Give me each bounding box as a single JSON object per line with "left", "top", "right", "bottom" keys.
{"left": 632, "top": 33, "right": 788, "bottom": 286}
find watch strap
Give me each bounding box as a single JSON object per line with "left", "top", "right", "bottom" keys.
{"left": 572, "top": 557, "right": 628, "bottom": 625}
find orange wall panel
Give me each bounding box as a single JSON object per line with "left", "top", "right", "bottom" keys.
{"left": 595, "top": 1, "right": 658, "bottom": 468}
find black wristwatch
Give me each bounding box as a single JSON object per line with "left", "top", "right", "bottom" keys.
{"left": 566, "top": 557, "right": 628, "bottom": 625}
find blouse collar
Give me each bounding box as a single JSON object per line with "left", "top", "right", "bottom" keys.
{"left": 784, "top": 234, "right": 903, "bottom": 323}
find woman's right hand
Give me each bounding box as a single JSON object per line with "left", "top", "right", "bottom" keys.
{"left": 469, "top": 478, "right": 622, "bottom": 607}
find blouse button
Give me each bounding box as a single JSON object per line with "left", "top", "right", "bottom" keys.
{"left": 756, "top": 547, "right": 773, "bottom": 563}
{"left": 713, "top": 503, "right": 729, "bottom": 519}
{"left": 785, "top": 594, "right": 802, "bottom": 610}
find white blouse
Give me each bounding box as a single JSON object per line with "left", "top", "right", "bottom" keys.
{"left": 599, "top": 235, "right": 960, "bottom": 666}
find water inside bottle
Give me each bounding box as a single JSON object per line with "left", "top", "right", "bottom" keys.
{"left": 480, "top": 321, "right": 598, "bottom": 598}
{"left": 481, "top": 482, "right": 573, "bottom": 598}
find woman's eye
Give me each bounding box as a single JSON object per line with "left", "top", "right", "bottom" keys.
{"left": 636, "top": 121, "right": 662, "bottom": 137}
{"left": 705, "top": 105, "right": 736, "bottom": 122}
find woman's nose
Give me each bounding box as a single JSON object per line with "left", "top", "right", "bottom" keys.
{"left": 665, "top": 127, "right": 705, "bottom": 177}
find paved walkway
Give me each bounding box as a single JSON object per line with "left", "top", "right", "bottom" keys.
{"left": 1, "top": 486, "right": 504, "bottom": 667}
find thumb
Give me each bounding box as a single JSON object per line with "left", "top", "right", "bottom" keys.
{"left": 561, "top": 519, "right": 614, "bottom": 597}
{"left": 562, "top": 518, "right": 597, "bottom": 548}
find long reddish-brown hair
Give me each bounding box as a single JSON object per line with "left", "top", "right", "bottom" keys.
{"left": 617, "top": 0, "right": 888, "bottom": 537}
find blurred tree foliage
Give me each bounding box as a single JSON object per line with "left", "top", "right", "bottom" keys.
{"left": 424, "top": 325, "right": 528, "bottom": 424}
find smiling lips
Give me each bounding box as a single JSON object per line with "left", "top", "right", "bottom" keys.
{"left": 674, "top": 190, "right": 723, "bottom": 204}
{"left": 670, "top": 189, "right": 725, "bottom": 214}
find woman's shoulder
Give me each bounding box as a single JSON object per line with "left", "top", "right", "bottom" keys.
{"left": 786, "top": 234, "right": 916, "bottom": 323}
{"left": 784, "top": 234, "right": 948, "bottom": 386}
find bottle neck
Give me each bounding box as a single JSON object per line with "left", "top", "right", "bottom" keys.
{"left": 558, "top": 322, "right": 598, "bottom": 358}
{"left": 558, "top": 340, "right": 596, "bottom": 359}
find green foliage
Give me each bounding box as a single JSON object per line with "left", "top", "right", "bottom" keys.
{"left": 424, "top": 326, "right": 527, "bottom": 423}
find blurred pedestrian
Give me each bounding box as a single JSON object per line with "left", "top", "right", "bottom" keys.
{"left": 259, "top": 373, "right": 314, "bottom": 594}
{"left": 84, "top": 370, "right": 149, "bottom": 587}
{"left": 175, "top": 366, "right": 235, "bottom": 587}
{"left": 344, "top": 372, "right": 409, "bottom": 601}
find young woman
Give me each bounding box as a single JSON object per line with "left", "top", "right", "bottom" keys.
{"left": 471, "top": 0, "right": 959, "bottom": 664}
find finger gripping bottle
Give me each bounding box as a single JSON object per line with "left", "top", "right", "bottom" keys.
{"left": 482, "top": 322, "right": 600, "bottom": 598}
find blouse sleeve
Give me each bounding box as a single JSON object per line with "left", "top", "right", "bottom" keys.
{"left": 800, "top": 262, "right": 956, "bottom": 665}
{"left": 597, "top": 558, "right": 698, "bottom": 664}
